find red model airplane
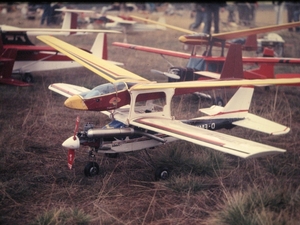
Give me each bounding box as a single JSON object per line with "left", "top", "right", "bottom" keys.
{"left": 112, "top": 19, "right": 300, "bottom": 83}
{"left": 0, "top": 8, "right": 124, "bottom": 86}
{"left": 130, "top": 15, "right": 300, "bottom": 56}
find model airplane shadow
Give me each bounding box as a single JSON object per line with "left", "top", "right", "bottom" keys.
{"left": 37, "top": 34, "right": 300, "bottom": 180}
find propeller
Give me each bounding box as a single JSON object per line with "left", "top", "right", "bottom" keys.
{"left": 62, "top": 116, "right": 80, "bottom": 169}
{"left": 150, "top": 69, "right": 180, "bottom": 80}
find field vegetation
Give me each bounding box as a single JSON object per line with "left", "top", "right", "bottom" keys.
{"left": 1, "top": 3, "right": 300, "bottom": 224}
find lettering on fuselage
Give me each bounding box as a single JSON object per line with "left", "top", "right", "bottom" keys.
{"left": 183, "top": 118, "right": 238, "bottom": 131}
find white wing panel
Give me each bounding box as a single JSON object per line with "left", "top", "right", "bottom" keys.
{"left": 49, "top": 83, "right": 90, "bottom": 98}
{"left": 233, "top": 113, "right": 290, "bottom": 135}
{"left": 130, "top": 117, "right": 286, "bottom": 158}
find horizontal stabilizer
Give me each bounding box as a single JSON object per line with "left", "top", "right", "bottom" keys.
{"left": 49, "top": 83, "right": 90, "bottom": 98}
{"left": 199, "top": 105, "right": 223, "bottom": 116}
{"left": 233, "top": 113, "right": 290, "bottom": 135}
{"left": 194, "top": 71, "right": 221, "bottom": 79}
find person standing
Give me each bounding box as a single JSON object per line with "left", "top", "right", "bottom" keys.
{"left": 204, "top": 3, "right": 227, "bottom": 34}
{"left": 40, "top": 3, "right": 52, "bottom": 26}
{"left": 189, "top": 3, "right": 207, "bottom": 31}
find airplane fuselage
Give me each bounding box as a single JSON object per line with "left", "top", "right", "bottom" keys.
{"left": 182, "top": 118, "right": 240, "bottom": 131}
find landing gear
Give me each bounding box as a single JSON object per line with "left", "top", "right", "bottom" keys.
{"left": 84, "top": 162, "right": 100, "bottom": 177}
{"left": 155, "top": 166, "right": 170, "bottom": 181}
{"left": 22, "top": 73, "right": 34, "bottom": 83}
{"left": 212, "top": 97, "right": 224, "bottom": 106}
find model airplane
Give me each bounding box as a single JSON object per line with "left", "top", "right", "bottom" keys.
{"left": 0, "top": 42, "right": 25, "bottom": 86}
{"left": 0, "top": 31, "right": 121, "bottom": 86}
{"left": 130, "top": 15, "right": 300, "bottom": 56}
{"left": 113, "top": 41, "right": 300, "bottom": 80}
{"left": 89, "top": 14, "right": 166, "bottom": 42}
{"left": 37, "top": 34, "right": 300, "bottom": 179}
{"left": 0, "top": 8, "right": 108, "bottom": 36}
{"left": 113, "top": 41, "right": 300, "bottom": 105}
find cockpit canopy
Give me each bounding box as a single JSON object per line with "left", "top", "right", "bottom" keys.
{"left": 80, "top": 81, "right": 128, "bottom": 99}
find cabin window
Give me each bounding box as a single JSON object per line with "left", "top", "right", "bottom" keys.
{"left": 80, "top": 82, "right": 127, "bottom": 99}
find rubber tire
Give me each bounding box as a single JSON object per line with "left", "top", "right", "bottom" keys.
{"left": 155, "top": 166, "right": 170, "bottom": 181}
{"left": 213, "top": 97, "right": 224, "bottom": 106}
{"left": 84, "top": 162, "right": 100, "bottom": 177}
{"left": 23, "top": 73, "right": 34, "bottom": 83}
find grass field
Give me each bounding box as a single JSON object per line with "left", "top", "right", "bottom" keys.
{"left": 1, "top": 3, "right": 300, "bottom": 225}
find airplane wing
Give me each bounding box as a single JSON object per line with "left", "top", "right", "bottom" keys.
{"left": 113, "top": 42, "right": 300, "bottom": 64}
{"left": 113, "top": 42, "right": 192, "bottom": 59}
{"left": 106, "top": 15, "right": 136, "bottom": 25}
{"left": 37, "top": 35, "right": 149, "bottom": 83}
{"left": 212, "top": 21, "right": 300, "bottom": 40}
{"left": 130, "top": 117, "right": 285, "bottom": 158}
{"left": 129, "top": 15, "right": 300, "bottom": 44}
{"left": 48, "top": 83, "right": 91, "bottom": 98}
{"left": 130, "top": 15, "right": 194, "bottom": 34}
{"left": 0, "top": 25, "right": 121, "bottom": 35}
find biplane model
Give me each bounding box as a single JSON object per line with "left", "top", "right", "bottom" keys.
{"left": 130, "top": 15, "right": 300, "bottom": 56}
{"left": 37, "top": 34, "right": 300, "bottom": 179}
{"left": 113, "top": 17, "right": 300, "bottom": 76}
{"left": 0, "top": 31, "right": 121, "bottom": 86}
{"left": 113, "top": 18, "right": 300, "bottom": 104}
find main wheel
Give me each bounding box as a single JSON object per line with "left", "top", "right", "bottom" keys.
{"left": 22, "top": 73, "right": 34, "bottom": 83}
{"left": 155, "top": 166, "right": 170, "bottom": 181}
{"left": 212, "top": 97, "right": 224, "bottom": 106}
{"left": 84, "top": 162, "right": 100, "bottom": 177}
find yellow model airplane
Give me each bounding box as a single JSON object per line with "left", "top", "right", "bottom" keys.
{"left": 130, "top": 15, "right": 300, "bottom": 56}
{"left": 37, "top": 35, "right": 300, "bottom": 178}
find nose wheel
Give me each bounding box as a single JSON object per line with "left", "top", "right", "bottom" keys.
{"left": 84, "top": 162, "right": 100, "bottom": 177}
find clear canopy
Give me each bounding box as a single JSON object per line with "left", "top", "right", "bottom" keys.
{"left": 80, "top": 82, "right": 127, "bottom": 99}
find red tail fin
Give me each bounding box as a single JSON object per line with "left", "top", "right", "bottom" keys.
{"left": 243, "top": 34, "right": 257, "bottom": 51}
{"left": 220, "top": 43, "right": 243, "bottom": 79}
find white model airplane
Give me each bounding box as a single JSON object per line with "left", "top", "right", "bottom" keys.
{"left": 0, "top": 32, "right": 122, "bottom": 86}
{"left": 0, "top": 8, "right": 112, "bottom": 36}
{"left": 90, "top": 14, "right": 166, "bottom": 42}
{"left": 37, "top": 35, "right": 300, "bottom": 179}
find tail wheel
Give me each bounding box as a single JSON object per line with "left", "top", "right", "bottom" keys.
{"left": 84, "top": 162, "right": 100, "bottom": 177}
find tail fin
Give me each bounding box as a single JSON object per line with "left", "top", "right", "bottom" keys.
{"left": 243, "top": 34, "right": 257, "bottom": 51}
{"left": 61, "top": 11, "right": 78, "bottom": 35}
{"left": 156, "top": 17, "right": 167, "bottom": 30}
{"left": 220, "top": 43, "right": 243, "bottom": 79}
{"left": 90, "top": 33, "right": 107, "bottom": 59}
{"left": 199, "top": 87, "right": 254, "bottom": 119}
{"left": 0, "top": 46, "right": 30, "bottom": 86}
{"left": 90, "top": 33, "right": 124, "bottom": 66}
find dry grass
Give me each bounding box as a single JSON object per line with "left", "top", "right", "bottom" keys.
{"left": 1, "top": 3, "right": 300, "bottom": 225}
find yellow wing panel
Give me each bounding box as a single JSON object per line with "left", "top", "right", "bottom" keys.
{"left": 131, "top": 78, "right": 300, "bottom": 91}
{"left": 130, "top": 15, "right": 195, "bottom": 34}
{"left": 212, "top": 21, "right": 300, "bottom": 40}
{"left": 37, "top": 35, "right": 148, "bottom": 83}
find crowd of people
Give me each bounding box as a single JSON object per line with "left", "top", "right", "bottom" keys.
{"left": 40, "top": 2, "right": 62, "bottom": 26}
{"left": 189, "top": 2, "right": 257, "bottom": 34}
{"left": 189, "top": 2, "right": 300, "bottom": 34}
